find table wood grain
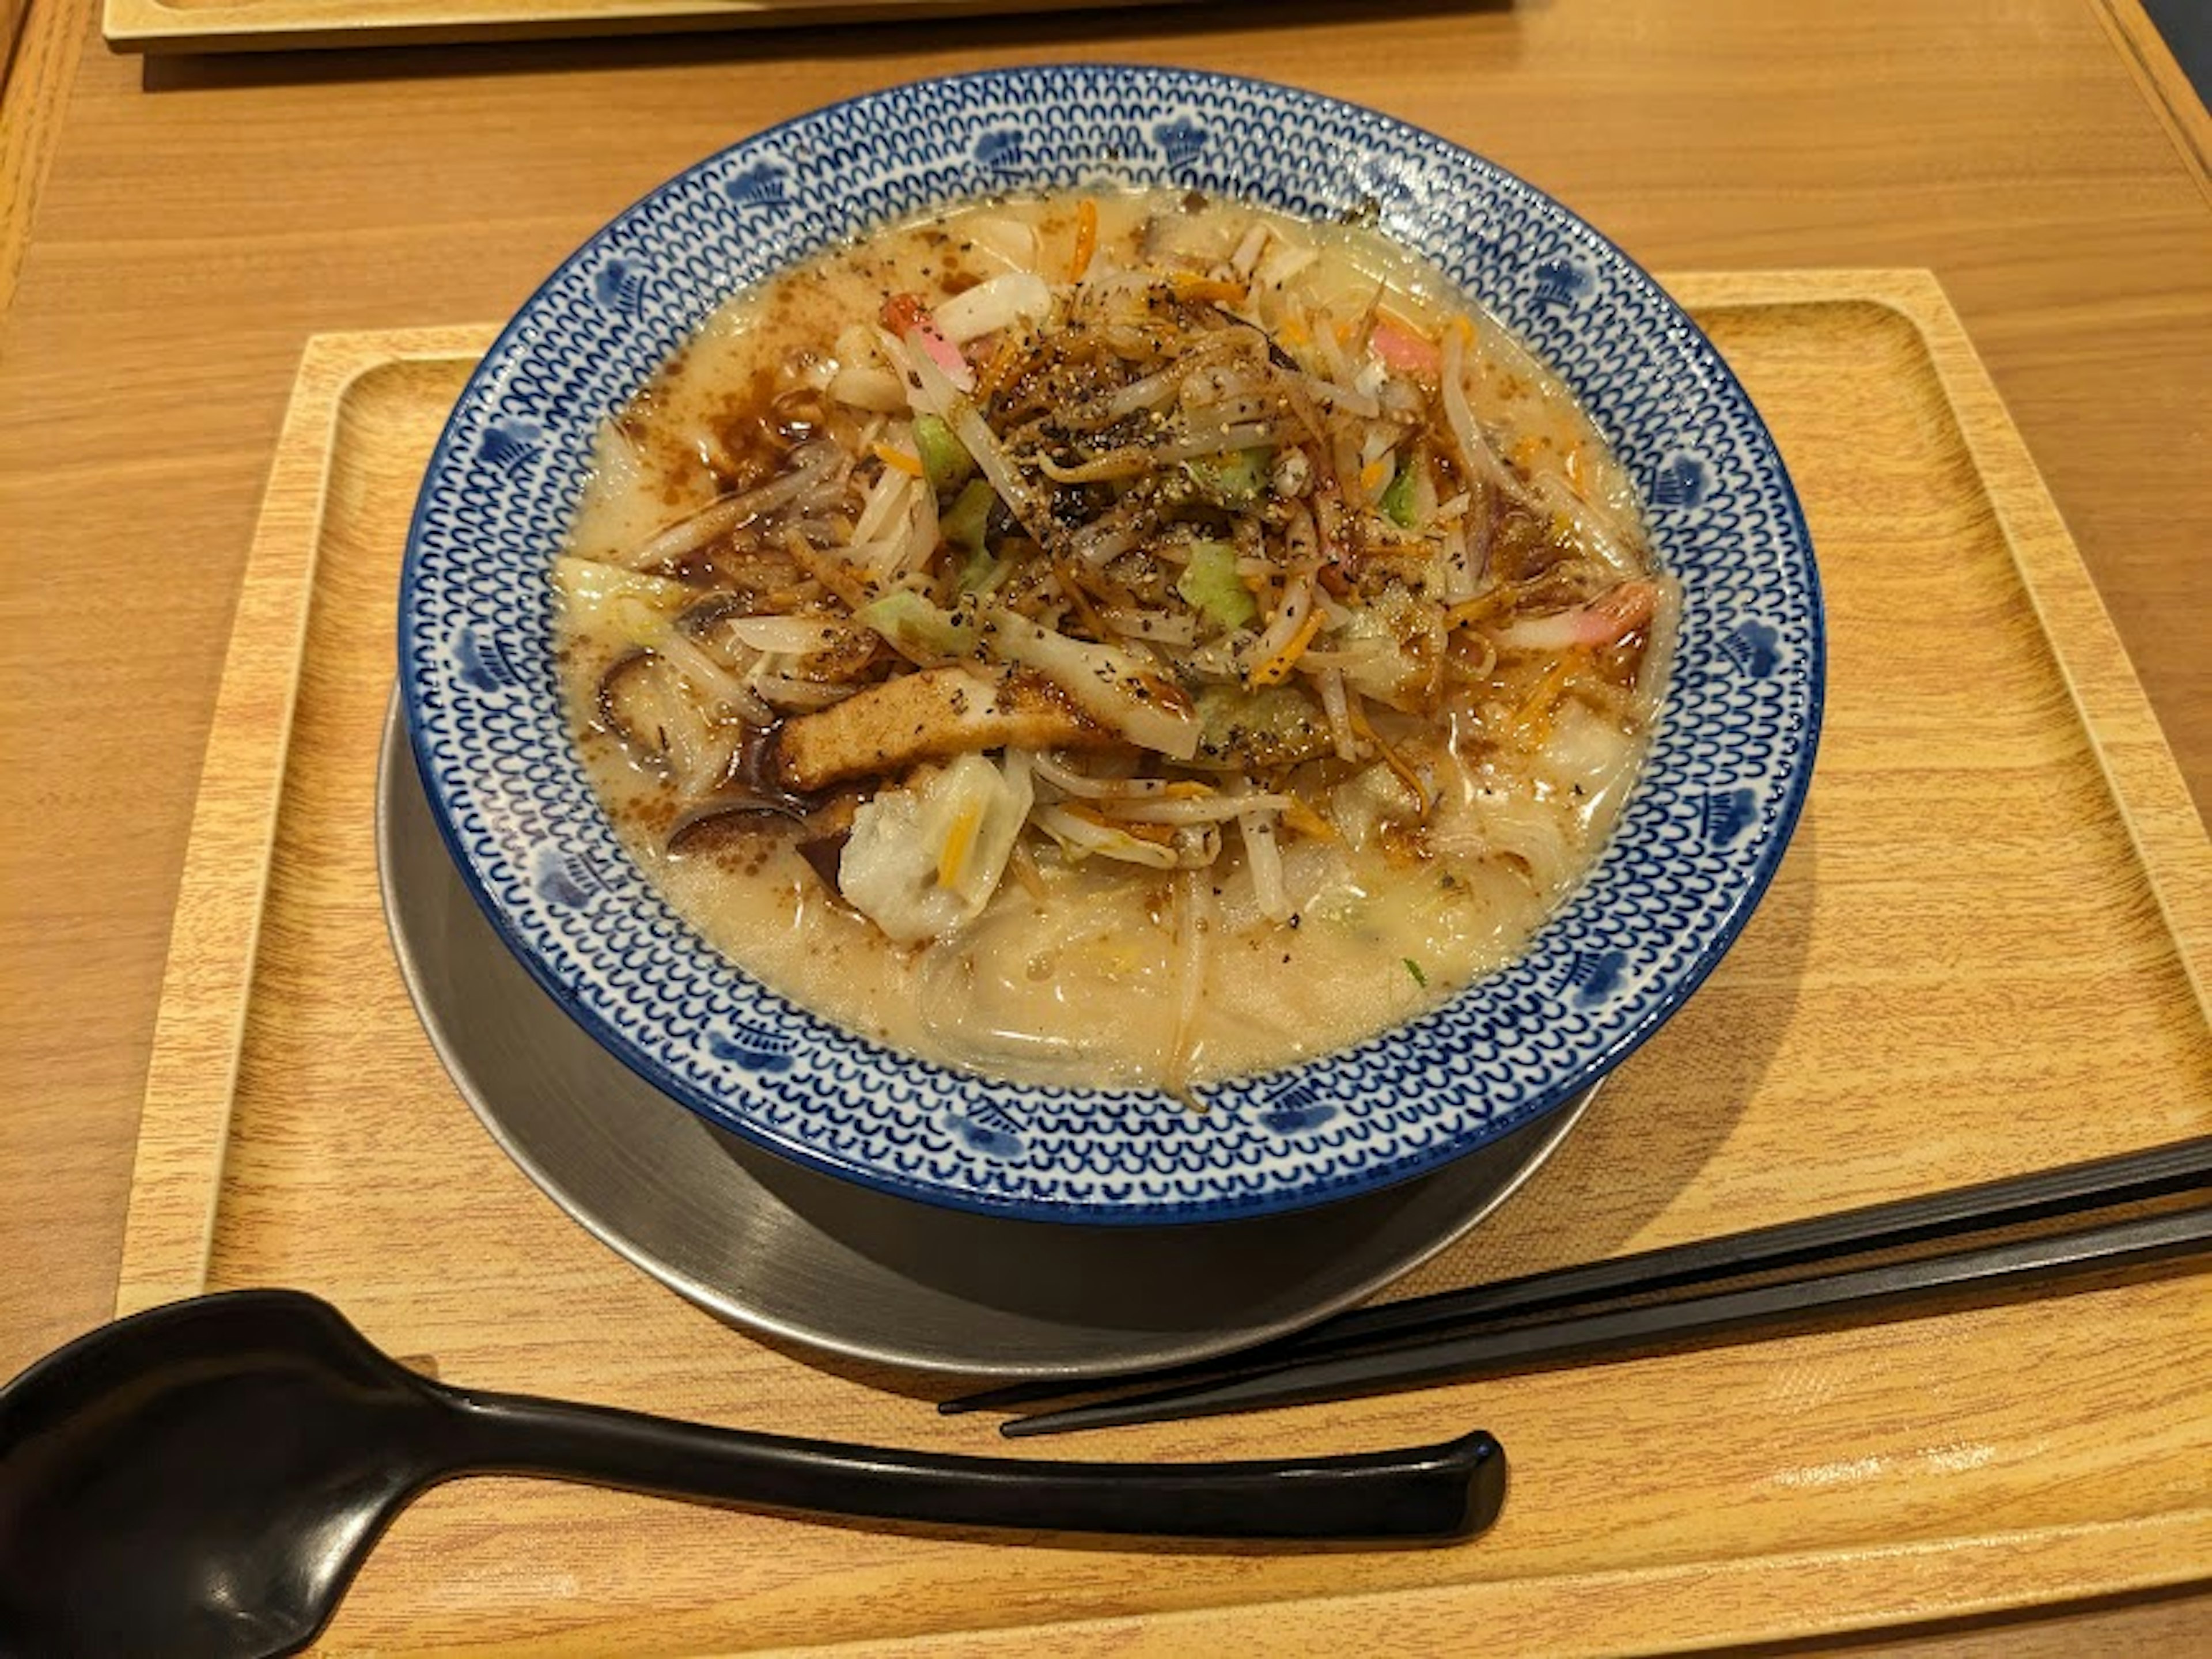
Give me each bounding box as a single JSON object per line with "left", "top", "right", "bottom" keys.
{"left": 3, "top": 0, "right": 2208, "bottom": 1649}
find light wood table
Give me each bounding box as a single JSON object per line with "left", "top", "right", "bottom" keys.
{"left": 2, "top": 1, "right": 2207, "bottom": 1651}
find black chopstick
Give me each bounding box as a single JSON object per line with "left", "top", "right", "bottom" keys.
{"left": 995, "top": 1198, "right": 2212, "bottom": 1435}
{"left": 945, "top": 1135, "right": 2212, "bottom": 1421}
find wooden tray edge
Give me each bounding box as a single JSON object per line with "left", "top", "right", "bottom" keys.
{"left": 754, "top": 1508, "right": 2212, "bottom": 1657}
{"left": 1782, "top": 267, "right": 2212, "bottom": 1019}
{"left": 113, "top": 328, "right": 494, "bottom": 1319}
{"left": 112, "top": 284, "right": 2212, "bottom": 1645}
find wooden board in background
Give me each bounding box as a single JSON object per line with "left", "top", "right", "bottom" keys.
{"left": 115, "top": 272, "right": 2212, "bottom": 1656}
{"left": 101, "top": 0, "right": 1192, "bottom": 55}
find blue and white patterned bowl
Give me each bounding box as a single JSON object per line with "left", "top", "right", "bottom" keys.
{"left": 400, "top": 65, "right": 1822, "bottom": 1225}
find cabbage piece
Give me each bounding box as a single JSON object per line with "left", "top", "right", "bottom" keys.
{"left": 552, "top": 556, "right": 694, "bottom": 634}
{"left": 1183, "top": 448, "right": 1271, "bottom": 509}
{"left": 942, "top": 477, "right": 995, "bottom": 555}
{"left": 1330, "top": 762, "right": 1423, "bottom": 851}
{"left": 1338, "top": 584, "right": 1445, "bottom": 713}
{"left": 855, "top": 590, "right": 977, "bottom": 664}
{"left": 1190, "top": 684, "right": 1331, "bottom": 770}
{"left": 933, "top": 270, "right": 1054, "bottom": 344}
{"left": 1175, "top": 539, "right": 1259, "bottom": 630}
{"left": 913, "top": 414, "right": 975, "bottom": 495}
{"left": 838, "top": 753, "right": 1034, "bottom": 944}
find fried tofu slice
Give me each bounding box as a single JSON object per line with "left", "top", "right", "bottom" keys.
{"left": 772, "top": 666, "right": 1120, "bottom": 791}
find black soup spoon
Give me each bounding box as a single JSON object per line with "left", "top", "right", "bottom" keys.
{"left": 0, "top": 1290, "right": 1505, "bottom": 1658}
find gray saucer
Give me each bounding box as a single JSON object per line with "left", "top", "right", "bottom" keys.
{"left": 376, "top": 699, "right": 1590, "bottom": 1377}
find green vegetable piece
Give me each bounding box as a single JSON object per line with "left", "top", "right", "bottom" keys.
{"left": 1184, "top": 447, "right": 1271, "bottom": 506}
{"left": 856, "top": 589, "right": 976, "bottom": 661}
{"left": 941, "top": 477, "right": 995, "bottom": 559}
{"left": 1175, "top": 539, "right": 1259, "bottom": 630}
{"left": 1380, "top": 458, "right": 1419, "bottom": 527}
{"left": 1403, "top": 957, "right": 1428, "bottom": 987}
{"left": 914, "top": 414, "right": 975, "bottom": 494}
{"left": 956, "top": 548, "right": 1011, "bottom": 596}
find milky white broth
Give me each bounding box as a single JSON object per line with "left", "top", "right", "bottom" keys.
{"left": 554, "top": 190, "right": 1672, "bottom": 1091}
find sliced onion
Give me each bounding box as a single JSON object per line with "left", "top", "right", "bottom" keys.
{"left": 1633, "top": 573, "right": 1684, "bottom": 719}
{"left": 1238, "top": 804, "right": 1291, "bottom": 923}
{"left": 718, "top": 615, "right": 846, "bottom": 655}
{"left": 1153, "top": 422, "right": 1286, "bottom": 463}
{"left": 649, "top": 625, "right": 774, "bottom": 727}
{"left": 894, "top": 472, "right": 939, "bottom": 579}
{"left": 1440, "top": 518, "right": 1478, "bottom": 605}
{"left": 1070, "top": 518, "right": 1142, "bottom": 568}
{"left": 1104, "top": 793, "right": 1293, "bottom": 825}
{"left": 1100, "top": 608, "right": 1196, "bottom": 646}
{"left": 1169, "top": 867, "right": 1212, "bottom": 1091}
{"left": 613, "top": 453, "right": 834, "bottom": 573}
{"left": 1242, "top": 573, "right": 1315, "bottom": 679}
{"left": 1031, "top": 752, "right": 1189, "bottom": 800}
{"left": 850, "top": 466, "right": 910, "bottom": 547}
{"left": 1254, "top": 241, "right": 1319, "bottom": 290}
{"left": 1036, "top": 449, "right": 1155, "bottom": 484}
{"left": 1440, "top": 323, "right": 1508, "bottom": 499}
{"left": 1172, "top": 823, "right": 1223, "bottom": 869}
{"left": 1532, "top": 474, "right": 1643, "bottom": 578}
{"left": 1313, "top": 665, "right": 1362, "bottom": 762}
{"left": 1032, "top": 804, "right": 1179, "bottom": 869}
{"left": 1301, "top": 373, "right": 1381, "bottom": 419}
{"left": 829, "top": 363, "right": 909, "bottom": 412}
{"left": 1230, "top": 222, "right": 1272, "bottom": 278}
{"left": 961, "top": 215, "right": 1042, "bottom": 275}
{"left": 986, "top": 607, "right": 1200, "bottom": 760}
{"left": 1099, "top": 361, "right": 1195, "bottom": 419}
{"left": 751, "top": 674, "right": 857, "bottom": 713}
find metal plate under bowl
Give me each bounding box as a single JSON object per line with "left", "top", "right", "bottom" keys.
{"left": 376, "top": 698, "right": 1592, "bottom": 1377}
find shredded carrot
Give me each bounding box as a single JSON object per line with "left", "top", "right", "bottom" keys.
{"left": 937, "top": 804, "right": 982, "bottom": 888}
{"left": 1445, "top": 586, "right": 1516, "bottom": 629}
{"left": 974, "top": 331, "right": 1022, "bottom": 403}
{"left": 1248, "top": 608, "right": 1325, "bottom": 687}
{"left": 1513, "top": 650, "right": 1582, "bottom": 745}
{"left": 872, "top": 441, "right": 926, "bottom": 478}
{"left": 1279, "top": 316, "right": 1310, "bottom": 347}
{"left": 1063, "top": 802, "right": 1176, "bottom": 843}
{"left": 1169, "top": 274, "right": 1247, "bottom": 305}
{"left": 1007, "top": 839, "right": 1049, "bottom": 900}
{"left": 1346, "top": 699, "right": 1433, "bottom": 820}
{"left": 1070, "top": 197, "right": 1099, "bottom": 282}
{"left": 1510, "top": 435, "right": 1545, "bottom": 471}
{"left": 1278, "top": 795, "right": 1339, "bottom": 842}
{"left": 1359, "top": 457, "right": 1389, "bottom": 495}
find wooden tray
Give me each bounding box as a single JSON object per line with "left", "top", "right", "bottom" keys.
{"left": 101, "top": 0, "right": 1189, "bottom": 55}
{"left": 118, "top": 271, "right": 2212, "bottom": 1656}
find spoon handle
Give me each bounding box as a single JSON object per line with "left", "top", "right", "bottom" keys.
{"left": 437, "top": 1387, "right": 1502, "bottom": 1540}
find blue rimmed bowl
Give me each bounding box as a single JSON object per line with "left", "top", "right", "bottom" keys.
{"left": 400, "top": 65, "right": 1822, "bottom": 1226}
